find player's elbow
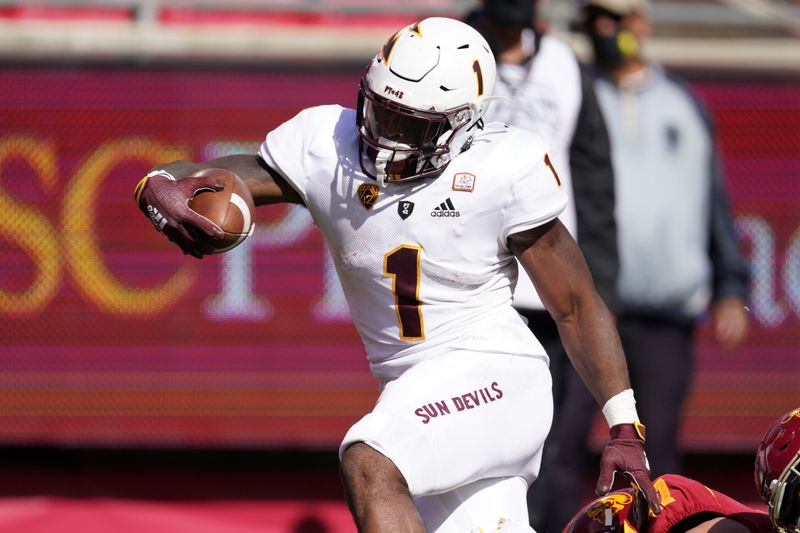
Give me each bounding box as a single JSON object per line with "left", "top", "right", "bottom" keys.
{"left": 546, "top": 288, "right": 605, "bottom": 327}
{"left": 543, "top": 292, "right": 581, "bottom": 325}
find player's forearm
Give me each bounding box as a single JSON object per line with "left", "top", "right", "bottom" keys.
{"left": 556, "top": 295, "right": 631, "bottom": 406}
{"left": 206, "top": 155, "right": 304, "bottom": 206}
{"left": 150, "top": 154, "right": 301, "bottom": 206}
{"left": 511, "top": 221, "right": 633, "bottom": 405}
{"left": 147, "top": 155, "right": 255, "bottom": 180}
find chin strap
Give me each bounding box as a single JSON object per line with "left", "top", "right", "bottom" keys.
{"left": 478, "top": 94, "right": 511, "bottom": 112}
{"left": 374, "top": 136, "right": 411, "bottom": 187}
{"left": 374, "top": 148, "right": 390, "bottom": 188}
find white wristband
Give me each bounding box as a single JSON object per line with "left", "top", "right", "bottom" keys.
{"left": 602, "top": 388, "right": 640, "bottom": 428}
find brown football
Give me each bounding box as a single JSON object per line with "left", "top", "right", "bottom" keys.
{"left": 187, "top": 168, "right": 255, "bottom": 254}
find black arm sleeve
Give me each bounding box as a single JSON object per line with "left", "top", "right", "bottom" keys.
{"left": 569, "top": 64, "right": 620, "bottom": 314}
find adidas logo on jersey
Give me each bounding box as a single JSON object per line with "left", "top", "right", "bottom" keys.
{"left": 431, "top": 198, "right": 460, "bottom": 218}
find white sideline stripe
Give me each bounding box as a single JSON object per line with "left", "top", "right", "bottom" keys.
{"left": 216, "top": 193, "right": 253, "bottom": 253}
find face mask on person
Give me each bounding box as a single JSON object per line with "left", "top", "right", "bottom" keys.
{"left": 590, "top": 29, "right": 639, "bottom": 70}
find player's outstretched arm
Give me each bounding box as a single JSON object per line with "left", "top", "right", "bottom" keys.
{"left": 134, "top": 154, "right": 303, "bottom": 258}
{"left": 509, "top": 220, "right": 625, "bottom": 402}
{"left": 509, "top": 220, "right": 662, "bottom": 515}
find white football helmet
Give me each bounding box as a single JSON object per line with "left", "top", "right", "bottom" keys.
{"left": 357, "top": 17, "right": 497, "bottom": 187}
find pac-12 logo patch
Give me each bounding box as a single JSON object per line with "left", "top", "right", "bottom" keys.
{"left": 452, "top": 172, "right": 476, "bottom": 192}
{"left": 398, "top": 201, "right": 414, "bottom": 220}
{"left": 357, "top": 183, "right": 380, "bottom": 210}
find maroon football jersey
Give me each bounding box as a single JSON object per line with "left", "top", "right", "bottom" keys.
{"left": 564, "top": 474, "right": 772, "bottom": 533}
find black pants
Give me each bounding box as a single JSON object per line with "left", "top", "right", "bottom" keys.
{"left": 518, "top": 309, "right": 569, "bottom": 532}
{"left": 532, "top": 313, "right": 694, "bottom": 533}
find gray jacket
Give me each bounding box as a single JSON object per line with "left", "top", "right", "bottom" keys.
{"left": 593, "top": 63, "right": 748, "bottom": 321}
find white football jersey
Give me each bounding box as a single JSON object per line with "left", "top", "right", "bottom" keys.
{"left": 259, "top": 105, "right": 567, "bottom": 379}
{"left": 488, "top": 31, "right": 583, "bottom": 310}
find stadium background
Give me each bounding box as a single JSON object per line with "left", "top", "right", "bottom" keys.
{"left": 0, "top": 0, "right": 798, "bottom": 531}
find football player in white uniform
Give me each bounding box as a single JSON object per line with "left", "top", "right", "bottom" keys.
{"left": 134, "top": 17, "right": 660, "bottom": 533}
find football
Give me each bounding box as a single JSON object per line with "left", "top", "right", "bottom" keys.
{"left": 187, "top": 168, "right": 256, "bottom": 253}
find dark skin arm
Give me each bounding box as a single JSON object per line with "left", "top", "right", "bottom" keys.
{"left": 509, "top": 218, "right": 629, "bottom": 405}
{"left": 137, "top": 154, "right": 304, "bottom": 257}
{"left": 515, "top": 219, "right": 663, "bottom": 514}
{"left": 155, "top": 154, "right": 305, "bottom": 207}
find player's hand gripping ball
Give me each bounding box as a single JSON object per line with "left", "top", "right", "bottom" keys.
{"left": 186, "top": 168, "right": 256, "bottom": 254}
{"left": 135, "top": 166, "right": 255, "bottom": 257}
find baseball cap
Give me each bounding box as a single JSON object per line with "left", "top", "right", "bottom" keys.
{"left": 583, "top": 0, "right": 650, "bottom": 16}
{"left": 483, "top": 0, "right": 535, "bottom": 26}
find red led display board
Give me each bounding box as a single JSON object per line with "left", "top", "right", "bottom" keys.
{"left": 0, "top": 68, "right": 797, "bottom": 450}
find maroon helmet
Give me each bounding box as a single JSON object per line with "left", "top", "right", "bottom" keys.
{"left": 755, "top": 407, "right": 800, "bottom": 533}
{"left": 562, "top": 488, "right": 649, "bottom": 533}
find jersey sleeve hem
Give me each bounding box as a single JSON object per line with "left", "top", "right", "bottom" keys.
{"left": 500, "top": 196, "right": 568, "bottom": 246}
{"left": 257, "top": 142, "right": 308, "bottom": 205}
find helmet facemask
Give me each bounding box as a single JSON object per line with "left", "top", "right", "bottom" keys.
{"left": 357, "top": 79, "right": 477, "bottom": 187}
{"left": 768, "top": 451, "right": 800, "bottom": 533}
{"left": 756, "top": 408, "right": 800, "bottom": 533}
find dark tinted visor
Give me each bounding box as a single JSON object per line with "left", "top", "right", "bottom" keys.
{"left": 361, "top": 88, "right": 451, "bottom": 150}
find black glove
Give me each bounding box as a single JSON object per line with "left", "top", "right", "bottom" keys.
{"left": 596, "top": 422, "right": 662, "bottom": 515}
{"left": 134, "top": 169, "right": 225, "bottom": 258}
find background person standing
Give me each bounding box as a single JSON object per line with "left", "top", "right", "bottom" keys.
{"left": 465, "top": 1, "right": 619, "bottom": 529}
{"left": 546, "top": 0, "right": 751, "bottom": 530}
